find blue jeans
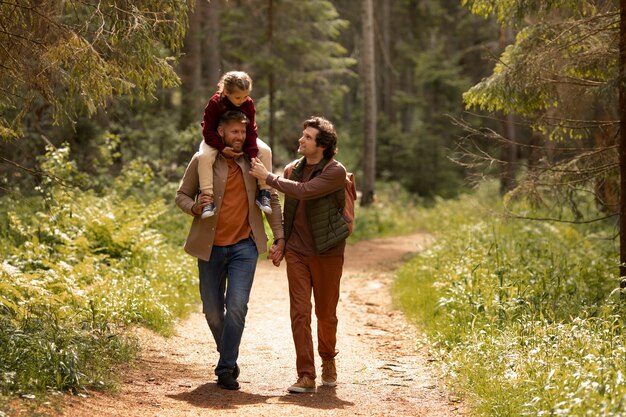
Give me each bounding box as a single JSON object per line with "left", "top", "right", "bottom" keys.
{"left": 198, "top": 237, "right": 258, "bottom": 376}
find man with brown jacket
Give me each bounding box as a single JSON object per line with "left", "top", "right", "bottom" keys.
{"left": 176, "top": 110, "right": 284, "bottom": 390}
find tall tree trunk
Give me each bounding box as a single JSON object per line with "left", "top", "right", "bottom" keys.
{"left": 179, "top": 1, "right": 203, "bottom": 129}
{"left": 203, "top": 0, "right": 221, "bottom": 89}
{"left": 500, "top": 112, "right": 518, "bottom": 194}
{"left": 361, "top": 0, "right": 377, "bottom": 207}
{"left": 499, "top": 26, "right": 517, "bottom": 194}
{"left": 267, "top": 0, "right": 276, "bottom": 154}
{"left": 593, "top": 105, "right": 620, "bottom": 215}
{"left": 401, "top": 2, "right": 417, "bottom": 133}
{"left": 378, "top": 0, "right": 392, "bottom": 118}
{"left": 619, "top": 0, "right": 626, "bottom": 282}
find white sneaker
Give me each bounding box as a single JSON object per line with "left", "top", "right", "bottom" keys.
{"left": 201, "top": 202, "right": 216, "bottom": 219}
{"left": 256, "top": 190, "right": 272, "bottom": 214}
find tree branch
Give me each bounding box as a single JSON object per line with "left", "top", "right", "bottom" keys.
{"left": 0, "top": 156, "right": 75, "bottom": 188}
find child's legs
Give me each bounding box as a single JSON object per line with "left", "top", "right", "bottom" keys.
{"left": 256, "top": 138, "right": 272, "bottom": 191}
{"left": 198, "top": 141, "right": 219, "bottom": 195}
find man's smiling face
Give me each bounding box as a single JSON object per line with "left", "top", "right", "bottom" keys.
{"left": 219, "top": 120, "right": 247, "bottom": 152}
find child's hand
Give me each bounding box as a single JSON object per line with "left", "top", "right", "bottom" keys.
{"left": 192, "top": 193, "right": 213, "bottom": 215}
{"left": 222, "top": 146, "right": 244, "bottom": 158}
{"left": 198, "top": 192, "right": 214, "bottom": 204}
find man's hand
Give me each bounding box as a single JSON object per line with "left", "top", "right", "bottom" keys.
{"left": 249, "top": 157, "right": 270, "bottom": 180}
{"left": 268, "top": 239, "right": 285, "bottom": 267}
{"left": 192, "top": 192, "right": 214, "bottom": 215}
{"left": 222, "top": 146, "right": 244, "bottom": 158}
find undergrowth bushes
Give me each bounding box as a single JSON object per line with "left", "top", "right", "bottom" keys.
{"left": 0, "top": 145, "right": 196, "bottom": 399}
{"left": 350, "top": 181, "right": 425, "bottom": 242}
{"left": 394, "top": 184, "right": 625, "bottom": 416}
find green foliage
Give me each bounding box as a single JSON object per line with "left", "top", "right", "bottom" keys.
{"left": 462, "top": 0, "right": 598, "bottom": 24}
{"left": 394, "top": 184, "right": 624, "bottom": 416}
{"left": 0, "top": 145, "right": 197, "bottom": 397}
{"left": 1, "top": 0, "right": 495, "bottom": 204}
{"left": 463, "top": 11, "right": 617, "bottom": 120}
{"left": 462, "top": 1, "right": 617, "bottom": 142}
{"left": 459, "top": 0, "right": 620, "bottom": 233}
{"left": 360, "top": 0, "right": 491, "bottom": 198}
{"left": 0, "top": 0, "right": 191, "bottom": 139}
{"left": 349, "top": 181, "right": 427, "bottom": 242}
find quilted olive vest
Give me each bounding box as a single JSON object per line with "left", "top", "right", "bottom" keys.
{"left": 283, "top": 158, "right": 348, "bottom": 254}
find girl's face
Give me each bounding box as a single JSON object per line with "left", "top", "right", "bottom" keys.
{"left": 223, "top": 88, "right": 250, "bottom": 107}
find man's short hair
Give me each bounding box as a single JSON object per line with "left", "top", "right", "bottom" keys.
{"left": 303, "top": 116, "right": 337, "bottom": 160}
{"left": 219, "top": 110, "right": 249, "bottom": 126}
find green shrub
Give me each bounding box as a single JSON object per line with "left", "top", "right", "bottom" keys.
{"left": 0, "top": 145, "right": 197, "bottom": 398}
{"left": 350, "top": 181, "right": 426, "bottom": 242}
{"left": 394, "top": 184, "right": 624, "bottom": 416}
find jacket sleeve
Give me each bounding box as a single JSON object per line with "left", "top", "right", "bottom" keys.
{"left": 265, "top": 187, "right": 284, "bottom": 240}
{"left": 242, "top": 99, "right": 259, "bottom": 159}
{"left": 266, "top": 162, "right": 345, "bottom": 200}
{"left": 175, "top": 154, "right": 201, "bottom": 216}
{"left": 201, "top": 100, "right": 226, "bottom": 152}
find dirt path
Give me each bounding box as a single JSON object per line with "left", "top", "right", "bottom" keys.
{"left": 61, "top": 234, "right": 465, "bottom": 416}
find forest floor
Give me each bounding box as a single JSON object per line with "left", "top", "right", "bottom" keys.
{"left": 58, "top": 233, "right": 467, "bottom": 417}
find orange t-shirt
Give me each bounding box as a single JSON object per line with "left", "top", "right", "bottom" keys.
{"left": 213, "top": 158, "right": 251, "bottom": 246}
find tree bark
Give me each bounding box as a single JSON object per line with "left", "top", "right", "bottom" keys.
{"left": 619, "top": 0, "right": 626, "bottom": 282}
{"left": 361, "top": 0, "right": 377, "bottom": 207}
{"left": 179, "top": 1, "right": 203, "bottom": 129}
{"left": 378, "top": 0, "right": 393, "bottom": 118}
{"left": 267, "top": 0, "right": 276, "bottom": 154}
{"left": 498, "top": 110, "right": 518, "bottom": 194}
{"left": 499, "top": 26, "right": 517, "bottom": 195}
{"left": 203, "top": 0, "right": 222, "bottom": 89}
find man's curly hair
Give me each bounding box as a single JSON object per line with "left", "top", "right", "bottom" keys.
{"left": 303, "top": 116, "right": 337, "bottom": 160}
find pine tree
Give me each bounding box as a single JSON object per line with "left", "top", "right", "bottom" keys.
{"left": 0, "top": 0, "right": 191, "bottom": 140}
{"left": 218, "top": 0, "right": 355, "bottom": 161}
{"left": 461, "top": 0, "right": 624, "bottom": 277}
{"left": 361, "top": 0, "right": 376, "bottom": 206}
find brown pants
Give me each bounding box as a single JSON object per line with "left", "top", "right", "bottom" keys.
{"left": 285, "top": 250, "right": 344, "bottom": 379}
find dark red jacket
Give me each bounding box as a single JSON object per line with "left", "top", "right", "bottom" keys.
{"left": 201, "top": 92, "right": 259, "bottom": 158}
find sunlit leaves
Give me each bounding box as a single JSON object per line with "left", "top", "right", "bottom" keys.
{"left": 0, "top": 0, "right": 191, "bottom": 139}
{"left": 463, "top": 10, "right": 618, "bottom": 118}
{"left": 461, "top": 0, "right": 598, "bottom": 24}
{"left": 0, "top": 145, "right": 196, "bottom": 396}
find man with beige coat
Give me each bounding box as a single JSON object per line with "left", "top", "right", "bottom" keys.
{"left": 175, "top": 110, "right": 284, "bottom": 390}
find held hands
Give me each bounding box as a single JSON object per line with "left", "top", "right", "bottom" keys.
{"left": 222, "top": 146, "right": 244, "bottom": 158}
{"left": 249, "top": 157, "right": 269, "bottom": 180}
{"left": 268, "top": 239, "right": 285, "bottom": 267}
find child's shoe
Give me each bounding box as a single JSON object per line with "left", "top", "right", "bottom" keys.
{"left": 255, "top": 190, "right": 272, "bottom": 214}
{"left": 201, "top": 202, "right": 216, "bottom": 219}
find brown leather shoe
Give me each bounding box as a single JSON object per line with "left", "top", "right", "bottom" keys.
{"left": 288, "top": 376, "right": 316, "bottom": 393}
{"left": 321, "top": 359, "right": 337, "bottom": 386}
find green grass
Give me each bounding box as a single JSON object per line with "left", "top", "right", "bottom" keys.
{"left": 349, "top": 180, "right": 427, "bottom": 242}
{"left": 393, "top": 183, "right": 625, "bottom": 416}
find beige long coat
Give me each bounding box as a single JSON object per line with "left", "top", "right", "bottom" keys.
{"left": 175, "top": 153, "right": 284, "bottom": 261}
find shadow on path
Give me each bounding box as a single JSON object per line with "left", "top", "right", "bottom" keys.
{"left": 276, "top": 387, "right": 355, "bottom": 410}
{"left": 167, "top": 382, "right": 272, "bottom": 410}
